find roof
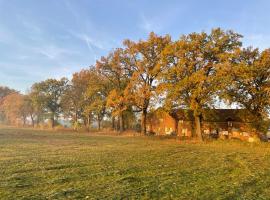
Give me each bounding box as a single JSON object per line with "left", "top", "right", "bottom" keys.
{"left": 169, "top": 109, "right": 253, "bottom": 123}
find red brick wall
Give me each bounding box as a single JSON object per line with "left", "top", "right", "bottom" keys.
{"left": 147, "top": 112, "right": 253, "bottom": 140}
{"left": 147, "top": 112, "right": 177, "bottom": 135}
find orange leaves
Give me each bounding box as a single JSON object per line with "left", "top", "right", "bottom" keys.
{"left": 161, "top": 28, "right": 243, "bottom": 115}
{"left": 4, "top": 28, "right": 268, "bottom": 133}
{"left": 1, "top": 93, "right": 25, "bottom": 125}
{"left": 124, "top": 32, "right": 172, "bottom": 110}
{"left": 106, "top": 89, "right": 127, "bottom": 116}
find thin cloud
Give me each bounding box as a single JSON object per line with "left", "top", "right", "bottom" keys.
{"left": 64, "top": 0, "right": 118, "bottom": 50}
{"left": 139, "top": 14, "right": 162, "bottom": 33}
{"left": 68, "top": 31, "right": 117, "bottom": 62}
{"left": 34, "top": 45, "right": 79, "bottom": 60}
{"left": 75, "top": 32, "right": 106, "bottom": 50}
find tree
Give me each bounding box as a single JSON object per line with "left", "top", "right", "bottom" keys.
{"left": 0, "top": 86, "right": 17, "bottom": 122}
{"left": 28, "top": 87, "right": 46, "bottom": 126}
{"left": 0, "top": 86, "right": 16, "bottom": 100}
{"left": 96, "top": 48, "right": 130, "bottom": 132}
{"left": 124, "top": 32, "right": 171, "bottom": 135}
{"left": 84, "top": 69, "right": 111, "bottom": 131}
{"left": 106, "top": 89, "right": 131, "bottom": 131}
{"left": 31, "top": 78, "right": 68, "bottom": 128}
{"left": 62, "top": 68, "right": 93, "bottom": 130}
{"left": 86, "top": 68, "right": 112, "bottom": 130}
{"left": 22, "top": 95, "right": 36, "bottom": 127}
{"left": 224, "top": 47, "right": 270, "bottom": 133}
{"left": 1, "top": 93, "right": 26, "bottom": 125}
{"left": 162, "top": 28, "right": 242, "bottom": 140}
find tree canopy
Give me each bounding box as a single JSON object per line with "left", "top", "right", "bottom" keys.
{"left": 1, "top": 28, "right": 270, "bottom": 140}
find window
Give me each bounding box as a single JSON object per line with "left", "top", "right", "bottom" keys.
{"left": 182, "top": 128, "right": 187, "bottom": 136}
{"left": 228, "top": 121, "right": 233, "bottom": 127}
{"left": 227, "top": 118, "right": 233, "bottom": 127}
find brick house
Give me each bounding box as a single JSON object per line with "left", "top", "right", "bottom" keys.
{"left": 146, "top": 108, "right": 256, "bottom": 140}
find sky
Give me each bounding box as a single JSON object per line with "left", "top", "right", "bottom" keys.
{"left": 1, "top": 0, "right": 270, "bottom": 93}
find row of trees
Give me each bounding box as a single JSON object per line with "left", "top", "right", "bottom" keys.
{"left": 1, "top": 28, "right": 270, "bottom": 140}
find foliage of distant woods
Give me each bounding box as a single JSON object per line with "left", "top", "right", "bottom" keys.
{"left": 1, "top": 28, "right": 270, "bottom": 140}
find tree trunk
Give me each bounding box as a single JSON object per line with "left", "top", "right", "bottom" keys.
{"left": 23, "top": 116, "right": 26, "bottom": 127}
{"left": 30, "top": 114, "right": 34, "bottom": 127}
{"left": 74, "top": 112, "right": 78, "bottom": 130}
{"left": 191, "top": 121, "right": 196, "bottom": 137}
{"left": 117, "top": 117, "right": 120, "bottom": 131}
{"left": 141, "top": 109, "right": 147, "bottom": 135}
{"left": 87, "top": 115, "right": 90, "bottom": 132}
{"left": 51, "top": 113, "right": 55, "bottom": 129}
{"left": 97, "top": 118, "right": 101, "bottom": 131}
{"left": 174, "top": 118, "right": 179, "bottom": 136}
{"left": 194, "top": 115, "right": 203, "bottom": 141}
{"left": 112, "top": 116, "right": 115, "bottom": 130}
{"left": 36, "top": 114, "right": 40, "bottom": 126}
{"left": 119, "top": 113, "right": 124, "bottom": 132}
{"left": 125, "top": 116, "right": 129, "bottom": 130}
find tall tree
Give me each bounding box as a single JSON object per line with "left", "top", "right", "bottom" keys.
{"left": 62, "top": 68, "right": 93, "bottom": 130}
{"left": 124, "top": 32, "right": 171, "bottom": 135}
{"left": 224, "top": 48, "right": 270, "bottom": 132}
{"left": 84, "top": 69, "right": 111, "bottom": 131}
{"left": 162, "top": 28, "right": 242, "bottom": 140}
{"left": 96, "top": 48, "right": 130, "bottom": 132}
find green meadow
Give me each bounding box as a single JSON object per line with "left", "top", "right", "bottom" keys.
{"left": 1, "top": 127, "right": 270, "bottom": 199}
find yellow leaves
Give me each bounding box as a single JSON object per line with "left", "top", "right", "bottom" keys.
{"left": 161, "top": 28, "right": 243, "bottom": 115}
{"left": 122, "top": 32, "right": 172, "bottom": 111}
{"left": 106, "top": 89, "right": 127, "bottom": 116}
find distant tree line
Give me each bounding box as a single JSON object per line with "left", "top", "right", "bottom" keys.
{"left": 1, "top": 28, "right": 270, "bottom": 140}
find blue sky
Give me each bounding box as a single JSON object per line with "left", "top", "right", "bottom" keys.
{"left": 1, "top": 0, "right": 270, "bottom": 93}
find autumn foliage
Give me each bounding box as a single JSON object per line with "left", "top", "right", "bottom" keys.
{"left": 1, "top": 28, "right": 270, "bottom": 140}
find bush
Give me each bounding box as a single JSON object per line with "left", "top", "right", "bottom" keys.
{"left": 146, "top": 131, "right": 156, "bottom": 136}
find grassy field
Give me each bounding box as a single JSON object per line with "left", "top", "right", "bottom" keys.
{"left": 1, "top": 128, "right": 270, "bottom": 199}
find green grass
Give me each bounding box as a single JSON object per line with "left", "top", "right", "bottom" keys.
{"left": 1, "top": 128, "right": 270, "bottom": 199}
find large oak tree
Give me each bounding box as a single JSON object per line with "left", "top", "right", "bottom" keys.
{"left": 62, "top": 68, "right": 93, "bottom": 130}
{"left": 224, "top": 48, "right": 270, "bottom": 132}
{"left": 96, "top": 48, "right": 130, "bottom": 132}
{"left": 84, "top": 69, "right": 111, "bottom": 131}
{"left": 162, "top": 28, "right": 242, "bottom": 140}
{"left": 124, "top": 32, "right": 171, "bottom": 135}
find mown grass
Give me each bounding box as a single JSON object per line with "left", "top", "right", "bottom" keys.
{"left": 1, "top": 127, "right": 270, "bottom": 199}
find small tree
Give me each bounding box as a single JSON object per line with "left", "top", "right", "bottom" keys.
{"left": 1, "top": 93, "right": 26, "bottom": 125}
{"left": 31, "top": 78, "right": 68, "bottom": 128}
{"left": 0, "top": 86, "right": 17, "bottom": 123}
